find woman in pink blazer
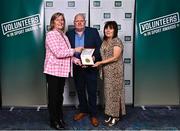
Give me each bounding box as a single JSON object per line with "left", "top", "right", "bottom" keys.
{"left": 44, "top": 12, "right": 83, "bottom": 130}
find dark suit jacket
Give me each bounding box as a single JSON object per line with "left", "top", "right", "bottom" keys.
{"left": 66, "top": 27, "right": 102, "bottom": 62}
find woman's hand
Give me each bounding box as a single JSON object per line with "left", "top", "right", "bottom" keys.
{"left": 92, "top": 61, "right": 102, "bottom": 67}
{"left": 74, "top": 59, "right": 82, "bottom": 66}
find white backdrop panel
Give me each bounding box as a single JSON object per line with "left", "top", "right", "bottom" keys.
{"left": 44, "top": 0, "right": 135, "bottom": 105}
{"left": 90, "top": 0, "right": 135, "bottom": 104}
{"left": 45, "top": 0, "right": 89, "bottom": 32}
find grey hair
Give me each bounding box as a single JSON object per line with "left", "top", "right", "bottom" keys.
{"left": 74, "top": 13, "right": 86, "bottom": 21}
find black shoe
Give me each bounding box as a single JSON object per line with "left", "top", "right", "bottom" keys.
{"left": 50, "top": 121, "right": 64, "bottom": 130}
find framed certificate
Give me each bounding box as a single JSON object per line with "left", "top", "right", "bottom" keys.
{"left": 80, "top": 48, "right": 95, "bottom": 65}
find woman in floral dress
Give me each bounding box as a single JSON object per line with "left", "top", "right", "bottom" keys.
{"left": 93, "top": 21, "right": 126, "bottom": 126}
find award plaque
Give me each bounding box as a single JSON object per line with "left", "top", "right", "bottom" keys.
{"left": 80, "top": 48, "right": 95, "bottom": 65}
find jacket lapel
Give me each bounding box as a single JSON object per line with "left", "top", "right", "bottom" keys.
{"left": 84, "top": 28, "right": 88, "bottom": 48}
{"left": 72, "top": 30, "right": 76, "bottom": 48}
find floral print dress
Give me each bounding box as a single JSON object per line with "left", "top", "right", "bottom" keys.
{"left": 100, "top": 37, "right": 126, "bottom": 117}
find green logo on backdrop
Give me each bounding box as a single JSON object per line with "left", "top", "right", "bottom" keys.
{"left": 93, "top": 25, "right": 100, "bottom": 30}
{"left": 68, "top": 1, "right": 75, "bottom": 7}
{"left": 139, "top": 12, "right": 180, "bottom": 36}
{"left": 1, "top": 14, "right": 41, "bottom": 37}
{"left": 93, "top": 1, "right": 101, "bottom": 7}
{"left": 114, "top": 1, "right": 122, "bottom": 7}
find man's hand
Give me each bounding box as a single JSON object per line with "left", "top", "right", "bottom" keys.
{"left": 75, "top": 47, "right": 84, "bottom": 53}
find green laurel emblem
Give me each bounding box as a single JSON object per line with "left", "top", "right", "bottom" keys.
{"left": 85, "top": 58, "right": 90, "bottom": 63}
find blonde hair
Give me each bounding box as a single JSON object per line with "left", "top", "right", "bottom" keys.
{"left": 49, "top": 12, "right": 65, "bottom": 32}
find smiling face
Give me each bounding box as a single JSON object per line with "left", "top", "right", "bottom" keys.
{"left": 104, "top": 26, "right": 114, "bottom": 39}
{"left": 74, "top": 14, "right": 86, "bottom": 32}
{"left": 103, "top": 21, "right": 118, "bottom": 41}
{"left": 53, "top": 15, "right": 65, "bottom": 31}
{"left": 50, "top": 12, "right": 65, "bottom": 31}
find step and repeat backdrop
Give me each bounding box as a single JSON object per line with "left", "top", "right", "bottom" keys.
{"left": 0, "top": 0, "right": 134, "bottom": 106}
{"left": 89, "top": 0, "right": 134, "bottom": 104}
{"left": 44, "top": 0, "right": 135, "bottom": 105}
{"left": 2, "top": 0, "right": 178, "bottom": 107}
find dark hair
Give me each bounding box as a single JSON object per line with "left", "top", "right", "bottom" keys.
{"left": 49, "top": 12, "right": 65, "bottom": 31}
{"left": 103, "top": 21, "right": 118, "bottom": 41}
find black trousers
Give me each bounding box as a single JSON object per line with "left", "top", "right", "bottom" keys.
{"left": 46, "top": 74, "right": 65, "bottom": 122}
{"left": 74, "top": 66, "right": 98, "bottom": 117}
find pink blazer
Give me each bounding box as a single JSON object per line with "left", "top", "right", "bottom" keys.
{"left": 44, "top": 30, "right": 75, "bottom": 77}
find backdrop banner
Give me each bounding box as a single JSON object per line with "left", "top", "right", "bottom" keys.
{"left": 45, "top": 0, "right": 135, "bottom": 104}
{"left": 0, "top": 0, "right": 46, "bottom": 106}
{"left": 134, "top": 0, "right": 180, "bottom": 105}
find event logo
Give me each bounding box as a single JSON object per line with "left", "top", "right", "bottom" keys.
{"left": 124, "top": 58, "right": 131, "bottom": 64}
{"left": 118, "top": 24, "right": 121, "bottom": 30}
{"left": 93, "top": 25, "right": 100, "bottom": 30}
{"left": 114, "top": 1, "right": 122, "bottom": 7}
{"left": 68, "top": 1, "right": 75, "bottom": 7}
{"left": 93, "top": 1, "right": 101, "bottom": 7}
{"left": 125, "top": 13, "right": 132, "bottom": 19}
{"left": 124, "top": 36, "right": 131, "bottom": 41}
{"left": 139, "top": 12, "right": 180, "bottom": 36}
{"left": 1, "top": 14, "right": 41, "bottom": 37}
{"left": 103, "top": 13, "right": 111, "bottom": 19}
{"left": 124, "top": 80, "right": 131, "bottom": 86}
{"left": 46, "top": 1, "right": 53, "bottom": 7}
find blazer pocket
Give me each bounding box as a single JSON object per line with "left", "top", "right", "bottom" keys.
{"left": 48, "top": 56, "right": 60, "bottom": 65}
